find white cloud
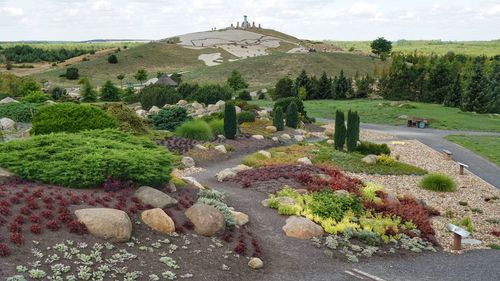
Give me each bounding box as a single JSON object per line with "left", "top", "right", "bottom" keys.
{"left": 91, "top": 0, "right": 112, "bottom": 11}
{"left": 1, "top": 6, "right": 24, "bottom": 16}
{"left": 487, "top": 5, "right": 500, "bottom": 16}
{"left": 349, "top": 2, "right": 379, "bottom": 17}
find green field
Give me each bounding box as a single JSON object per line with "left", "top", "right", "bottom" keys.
{"left": 0, "top": 41, "right": 145, "bottom": 51}
{"left": 445, "top": 135, "right": 500, "bottom": 166}
{"left": 326, "top": 40, "right": 500, "bottom": 57}
{"left": 250, "top": 99, "right": 500, "bottom": 132}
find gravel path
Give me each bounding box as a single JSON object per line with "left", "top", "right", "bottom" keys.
{"left": 190, "top": 150, "right": 500, "bottom": 281}
{"left": 317, "top": 118, "right": 500, "bottom": 189}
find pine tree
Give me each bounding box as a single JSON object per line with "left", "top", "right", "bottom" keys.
{"left": 81, "top": 79, "right": 97, "bottom": 102}
{"left": 224, "top": 102, "right": 237, "bottom": 139}
{"left": 489, "top": 62, "right": 500, "bottom": 113}
{"left": 426, "top": 59, "right": 454, "bottom": 103}
{"left": 100, "top": 80, "right": 121, "bottom": 101}
{"left": 227, "top": 70, "right": 249, "bottom": 91}
{"left": 462, "top": 57, "right": 490, "bottom": 113}
{"left": 333, "top": 110, "right": 346, "bottom": 151}
{"left": 317, "top": 72, "right": 332, "bottom": 99}
{"left": 346, "top": 110, "right": 360, "bottom": 152}
{"left": 273, "top": 106, "right": 284, "bottom": 131}
{"left": 443, "top": 74, "right": 462, "bottom": 108}
{"left": 333, "top": 70, "right": 351, "bottom": 99}
{"left": 285, "top": 102, "right": 299, "bottom": 129}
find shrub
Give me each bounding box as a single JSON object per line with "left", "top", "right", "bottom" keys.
{"left": 0, "top": 129, "right": 175, "bottom": 188}
{"left": 152, "top": 106, "right": 191, "bottom": 131}
{"left": 224, "top": 102, "right": 237, "bottom": 139}
{"left": 273, "top": 106, "right": 284, "bottom": 131}
{"left": 273, "top": 97, "right": 305, "bottom": 116}
{"left": 227, "top": 70, "right": 248, "bottom": 91}
{"left": 285, "top": 102, "right": 298, "bottom": 128}
{"left": 175, "top": 120, "right": 213, "bottom": 141}
{"left": 258, "top": 90, "right": 266, "bottom": 99}
{"left": 177, "top": 82, "right": 199, "bottom": 99}
{"left": 50, "top": 86, "right": 67, "bottom": 100}
{"left": 309, "top": 189, "right": 364, "bottom": 221}
{"left": 32, "top": 103, "right": 117, "bottom": 135}
{"left": 107, "top": 54, "right": 118, "bottom": 64}
{"left": 237, "top": 111, "right": 255, "bottom": 124}
{"left": 139, "top": 84, "right": 181, "bottom": 110}
{"left": 100, "top": 80, "right": 121, "bottom": 101}
{"left": 80, "top": 79, "right": 97, "bottom": 102}
{"left": 103, "top": 103, "right": 148, "bottom": 134}
{"left": 65, "top": 67, "right": 79, "bottom": 80}
{"left": 209, "top": 119, "right": 224, "bottom": 136}
{"left": 234, "top": 99, "right": 259, "bottom": 111}
{"left": 0, "top": 103, "right": 38, "bottom": 122}
{"left": 334, "top": 110, "right": 346, "bottom": 150}
{"left": 356, "top": 141, "right": 391, "bottom": 155}
{"left": 20, "top": 91, "right": 49, "bottom": 103}
{"left": 420, "top": 173, "right": 456, "bottom": 192}
{"left": 237, "top": 90, "right": 252, "bottom": 101}
{"left": 189, "top": 84, "right": 232, "bottom": 105}
{"left": 346, "top": 110, "right": 360, "bottom": 152}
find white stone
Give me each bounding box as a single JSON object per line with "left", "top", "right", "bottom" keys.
{"left": 231, "top": 210, "right": 249, "bottom": 226}
{"left": 214, "top": 145, "right": 227, "bottom": 153}
{"left": 207, "top": 104, "right": 219, "bottom": 112}
{"left": 232, "top": 164, "right": 252, "bottom": 172}
{"left": 194, "top": 144, "right": 208, "bottom": 151}
{"left": 215, "top": 100, "right": 225, "bottom": 108}
{"left": 252, "top": 135, "right": 264, "bottom": 140}
{"left": 272, "top": 137, "right": 279, "bottom": 142}
{"left": 280, "top": 134, "right": 291, "bottom": 140}
{"left": 265, "top": 126, "right": 277, "bottom": 132}
{"left": 217, "top": 134, "right": 226, "bottom": 140}
{"left": 294, "top": 135, "right": 304, "bottom": 142}
{"left": 295, "top": 129, "right": 307, "bottom": 135}
{"left": 248, "top": 257, "right": 264, "bottom": 269}
{"left": 181, "top": 157, "right": 196, "bottom": 168}
{"left": 326, "top": 139, "right": 334, "bottom": 145}
{"left": 257, "top": 110, "right": 269, "bottom": 117}
{"left": 195, "top": 108, "right": 206, "bottom": 116}
{"left": 192, "top": 102, "right": 203, "bottom": 110}
{"left": 181, "top": 177, "right": 205, "bottom": 189}
{"left": 177, "top": 100, "right": 188, "bottom": 106}
{"left": 361, "top": 155, "right": 378, "bottom": 164}
{"left": 0, "top": 118, "right": 16, "bottom": 131}
{"left": 257, "top": 150, "right": 272, "bottom": 159}
{"left": 297, "top": 157, "right": 312, "bottom": 165}
{"left": 215, "top": 168, "right": 236, "bottom": 182}
{"left": 148, "top": 106, "right": 161, "bottom": 114}
{"left": 0, "top": 97, "right": 19, "bottom": 104}
{"left": 235, "top": 106, "right": 241, "bottom": 114}
{"left": 135, "top": 109, "right": 147, "bottom": 118}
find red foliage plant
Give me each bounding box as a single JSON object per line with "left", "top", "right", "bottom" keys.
{"left": 10, "top": 232, "right": 24, "bottom": 245}
{"left": 101, "top": 176, "right": 134, "bottom": 192}
{"left": 20, "top": 207, "right": 31, "bottom": 215}
{"left": 234, "top": 241, "right": 246, "bottom": 255}
{"left": 9, "top": 222, "right": 22, "bottom": 233}
{"left": 30, "top": 224, "right": 42, "bottom": 235}
{"left": 58, "top": 213, "right": 73, "bottom": 224}
{"left": 67, "top": 220, "right": 87, "bottom": 235}
{"left": 0, "top": 243, "right": 10, "bottom": 257}
{"left": 29, "top": 214, "right": 41, "bottom": 223}
{"left": 13, "top": 215, "right": 25, "bottom": 225}
{"left": 491, "top": 230, "right": 500, "bottom": 237}
{"left": 41, "top": 210, "right": 53, "bottom": 219}
{"left": 47, "top": 220, "right": 61, "bottom": 231}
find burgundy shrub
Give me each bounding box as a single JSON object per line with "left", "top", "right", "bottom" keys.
{"left": 0, "top": 243, "right": 10, "bottom": 257}
{"left": 234, "top": 241, "right": 246, "bottom": 255}
{"left": 20, "top": 207, "right": 31, "bottom": 215}
{"left": 30, "top": 224, "right": 42, "bottom": 235}
{"left": 491, "top": 230, "right": 500, "bottom": 237}
{"left": 10, "top": 232, "right": 24, "bottom": 245}
{"left": 29, "top": 214, "right": 41, "bottom": 223}
{"left": 67, "top": 220, "right": 87, "bottom": 235}
{"left": 47, "top": 220, "right": 61, "bottom": 231}
{"left": 58, "top": 213, "right": 73, "bottom": 224}
{"left": 13, "top": 215, "right": 25, "bottom": 225}
{"left": 9, "top": 196, "right": 20, "bottom": 204}
{"left": 9, "top": 222, "right": 22, "bottom": 233}
{"left": 41, "top": 210, "right": 53, "bottom": 219}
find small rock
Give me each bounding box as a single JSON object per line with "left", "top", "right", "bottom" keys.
{"left": 215, "top": 168, "right": 236, "bottom": 182}
{"left": 280, "top": 134, "right": 291, "bottom": 140}
{"left": 324, "top": 127, "right": 334, "bottom": 137}
{"left": 194, "top": 144, "right": 208, "bottom": 151}
{"left": 135, "top": 109, "right": 147, "bottom": 118}
{"left": 326, "top": 139, "right": 334, "bottom": 145}
{"left": 272, "top": 137, "right": 279, "bottom": 142}
{"left": 141, "top": 208, "right": 175, "bottom": 234}
{"left": 135, "top": 186, "right": 178, "bottom": 208}
{"left": 248, "top": 257, "right": 264, "bottom": 269}
{"left": 232, "top": 164, "right": 251, "bottom": 172}
{"left": 398, "top": 115, "right": 409, "bottom": 120}
{"left": 235, "top": 106, "right": 241, "bottom": 114}
{"left": 0, "top": 97, "right": 19, "bottom": 104}
{"left": 191, "top": 102, "right": 203, "bottom": 110}
{"left": 75, "top": 208, "right": 132, "bottom": 242}
{"left": 177, "top": 100, "right": 188, "bottom": 106}
{"left": 311, "top": 174, "right": 332, "bottom": 181}
{"left": 294, "top": 135, "right": 304, "bottom": 142}
{"left": 295, "top": 129, "right": 307, "bottom": 135}
{"left": 217, "top": 134, "right": 226, "bottom": 140}
{"left": 265, "top": 126, "right": 277, "bottom": 132}
{"left": 258, "top": 110, "right": 269, "bottom": 118}
{"left": 181, "top": 177, "right": 205, "bottom": 189}
{"left": 297, "top": 157, "right": 312, "bottom": 165}
{"left": 257, "top": 150, "right": 272, "bottom": 159}
{"left": 361, "top": 155, "right": 378, "bottom": 164}
{"left": 252, "top": 135, "right": 264, "bottom": 140}
{"left": 261, "top": 196, "right": 296, "bottom": 207}
{"left": 0, "top": 118, "right": 16, "bottom": 131}
{"left": 214, "top": 145, "right": 227, "bottom": 153}
{"left": 194, "top": 108, "right": 206, "bottom": 116}
{"left": 181, "top": 156, "right": 196, "bottom": 168}
{"left": 149, "top": 106, "right": 161, "bottom": 114}
{"left": 282, "top": 216, "right": 324, "bottom": 239}
{"left": 185, "top": 204, "right": 225, "bottom": 236}
{"left": 231, "top": 211, "right": 249, "bottom": 226}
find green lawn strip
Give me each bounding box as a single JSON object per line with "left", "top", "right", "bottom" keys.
{"left": 250, "top": 99, "right": 500, "bottom": 132}
{"left": 445, "top": 135, "right": 500, "bottom": 166}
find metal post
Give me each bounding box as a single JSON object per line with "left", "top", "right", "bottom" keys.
{"left": 453, "top": 233, "right": 462, "bottom": 250}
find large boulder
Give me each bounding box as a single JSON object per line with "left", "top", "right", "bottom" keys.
{"left": 0, "top": 97, "right": 19, "bottom": 104}
{"left": 191, "top": 102, "right": 203, "bottom": 110}
{"left": 177, "top": 100, "right": 188, "bottom": 106}
{"left": 214, "top": 145, "right": 227, "bottom": 153}
{"left": 0, "top": 118, "right": 16, "bottom": 131}
{"left": 280, "top": 134, "right": 291, "bottom": 141}
{"left": 282, "top": 216, "right": 323, "bottom": 239}
{"left": 231, "top": 210, "right": 249, "bottom": 226}
{"left": 361, "top": 155, "right": 378, "bottom": 164}
{"left": 135, "top": 186, "right": 178, "bottom": 208}
{"left": 265, "top": 126, "right": 277, "bottom": 133}
{"left": 207, "top": 104, "right": 219, "bottom": 112}
{"left": 141, "top": 208, "right": 175, "bottom": 234}
{"left": 75, "top": 208, "right": 132, "bottom": 242}
{"left": 185, "top": 204, "right": 225, "bottom": 236}
{"left": 181, "top": 156, "right": 196, "bottom": 168}
{"left": 136, "top": 109, "right": 147, "bottom": 118}
{"left": 215, "top": 100, "right": 225, "bottom": 109}
{"left": 148, "top": 106, "right": 161, "bottom": 115}
{"left": 215, "top": 168, "right": 236, "bottom": 182}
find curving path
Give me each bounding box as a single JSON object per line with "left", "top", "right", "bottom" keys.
{"left": 193, "top": 150, "right": 500, "bottom": 281}
{"left": 317, "top": 118, "right": 500, "bottom": 189}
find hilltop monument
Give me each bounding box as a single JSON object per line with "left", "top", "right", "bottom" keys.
{"left": 232, "top": 15, "right": 261, "bottom": 30}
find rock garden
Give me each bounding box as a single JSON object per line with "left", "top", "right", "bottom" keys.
{"left": 0, "top": 81, "right": 499, "bottom": 280}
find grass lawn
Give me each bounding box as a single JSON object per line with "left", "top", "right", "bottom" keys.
{"left": 445, "top": 135, "right": 500, "bottom": 166}
{"left": 250, "top": 99, "right": 500, "bottom": 132}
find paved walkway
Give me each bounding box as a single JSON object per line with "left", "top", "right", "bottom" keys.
{"left": 317, "top": 118, "right": 500, "bottom": 189}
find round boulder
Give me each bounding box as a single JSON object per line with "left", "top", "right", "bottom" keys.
{"left": 361, "top": 155, "right": 378, "bottom": 164}
{"left": 185, "top": 203, "right": 225, "bottom": 236}
{"left": 231, "top": 210, "right": 249, "bottom": 226}
{"left": 282, "top": 216, "right": 324, "bottom": 239}
{"left": 248, "top": 257, "right": 264, "bottom": 269}
{"left": 0, "top": 118, "right": 16, "bottom": 131}
{"left": 75, "top": 208, "right": 132, "bottom": 242}
{"left": 141, "top": 208, "right": 175, "bottom": 234}
{"left": 135, "top": 186, "right": 178, "bottom": 208}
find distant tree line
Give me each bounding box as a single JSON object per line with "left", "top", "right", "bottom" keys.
{"left": 380, "top": 52, "right": 500, "bottom": 113}
{"left": 1, "top": 45, "right": 91, "bottom": 63}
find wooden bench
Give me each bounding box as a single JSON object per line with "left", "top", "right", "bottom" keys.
{"left": 443, "top": 149, "right": 453, "bottom": 160}
{"left": 457, "top": 162, "right": 469, "bottom": 175}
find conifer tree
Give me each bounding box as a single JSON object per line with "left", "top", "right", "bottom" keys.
{"left": 489, "top": 62, "right": 500, "bottom": 113}
{"left": 285, "top": 102, "right": 299, "bottom": 129}
{"left": 346, "top": 110, "right": 360, "bottom": 152}
{"left": 334, "top": 110, "right": 346, "bottom": 151}
{"left": 273, "top": 106, "right": 284, "bottom": 131}
{"left": 81, "top": 79, "right": 97, "bottom": 102}
{"left": 100, "top": 80, "right": 121, "bottom": 101}
{"left": 224, "top": 102, "right": 237, "bottom": 139}
{"left": 443, "top": 74, "right": 462, "bottom": 108}
{"left": 317, "top": 72, "right": 332, "bottom": 99}
{"left": 462, "top": 57, "right": 489, "bottom": 113}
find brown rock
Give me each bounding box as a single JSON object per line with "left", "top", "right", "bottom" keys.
{"left": 282, "top": 216, "right": 323, "bottom": 239}
{"left": 185, "top": 204, "right": 225, "bottom": 236}
{"left": 141, "top": 208, "right": 175, "bottom": 234}
{"left": 75, "top": 208, "right": 132, "bottom": 242}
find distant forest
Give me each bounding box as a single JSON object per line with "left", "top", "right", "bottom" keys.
{"left": 0, "top": 45, "right": 91, "bottom": 63}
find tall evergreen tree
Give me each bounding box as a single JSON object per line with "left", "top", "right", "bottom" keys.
{"left": 274, "top": 76, "right": 296, "bottom": 100}
{"left": 346, "top": 110, "right": 360, "bottom": 152}
{"left": 333, "top": 70, "right": 352, "bottom": 99}
{"left": 462, "top": 57, "right": 490, "bottom": 113}
{"left": 81, "top": 79, "right": 97, "bottom": 102}
{"left": 100, "top": 80, "right": 121, "bottom": 101}
{"left": 426, "top": 59, "right": 454, "bottom": 103}
{"left": 333, "top": 110, "right": 346, "bottom": 151}
{"left": 224, "top": 102, "right": 237, "bottom": 139}
{"left": 443, "top": 74, "right": 462, "bottom": 108}
{"left": 285, "top": 102, "right": 299, "bottom": 129}
{"left": 273, "top": 106, "right": 284, "bottom": 131}
{"left": 308, "top": 75, "right": 319, "bottom": 99}
{"left": 227, "top": 70, "right": 248, "bottom": 91}
{"left": 488, "top": 62, "right": 500, "bottom": 113}
{"left": 317, "top": 72, "right": 332, "bottom": 99}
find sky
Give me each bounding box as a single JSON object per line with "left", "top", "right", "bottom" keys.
{"left": 1, "top": 0, "right": 500, "bottom": 41}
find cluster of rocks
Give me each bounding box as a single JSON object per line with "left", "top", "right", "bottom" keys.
{"left": 135, "top": 99, "right": 238, "bottom": 119}
{"left": 0, "top": 117, "right": 16, "bottom": 132}
{"left": 215, "top": 164, "right": 252, "bottom": 182}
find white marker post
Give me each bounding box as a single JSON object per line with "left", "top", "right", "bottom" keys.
{"left": 447, "top": 223, "right": 470, "bottom": 250}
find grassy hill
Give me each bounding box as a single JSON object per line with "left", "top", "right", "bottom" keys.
{"left": 183, "top": 52, "right": 386, "bottom": 89}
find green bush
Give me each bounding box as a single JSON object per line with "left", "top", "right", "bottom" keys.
{"left": 177, "top": 82, "right": 199, "bottom": 99}
{"left": 188, "top": 84, "right": 232, "bottom": 104}
{"left": 308, "top": 189, "right": 364, "bottom": 221}
{"left": 237, "top": 111, "right": 255, "bottom": 124}
{"left": 175, "top": 119, "right": 213, "bottom": 141}
{"left": 334, "top": 110, "right": 346, "bottom": 150}
{"left": 65, "top": 67, "right": 79, "bottom": 80}
{"left": 0, "top": 129, "right": 175, "bottom": 188}
{"left": 32, "top": 103, "right": 117, "bottom": 135}
{"left": 100, "top": 80, "right": 121, "bottom": 101}
{"left": 234, "top": 99, "right": 259, "bottom": 111}
{"left": 224, "top": 102, "right": 237, "bottom": 139}
{"left": 152, "top": 106, "right": 191, "bottom": 131}
{"left": 50, "top": 86, "right": 67, "bottom": 100}
{"left": 0, "top": 103, "right": 38, "bottom": 122}
{"left": 107, "top": 54, "right": 118, "bottom": 64}
{"left": 209, "top": 119, "right": 224, "bottom": 136}
{"left": 139, "top": 84, "right": 182, "bottom": 110}
{"left": 20, "top": 91, "right": 49, "bottom": 103}
{"left": 237, "top": 90, "right": 252, "bottom": 101}
{"left": 103, "top": 103, "right": 149, "bottom": 134}
{"left": 200, "top": 111, "right": 224, "bottom": 123}
{"left": 285, "top": 102, "right": 299, "bottom": 128}
{"left": 273, "top": 106, "right": 284, "bottom": 131}
{"left": 356, "top": 141, "right": 391, "bottom": 155}
{"left": 420, "top": 173, "right": 456, "bottom": 192}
